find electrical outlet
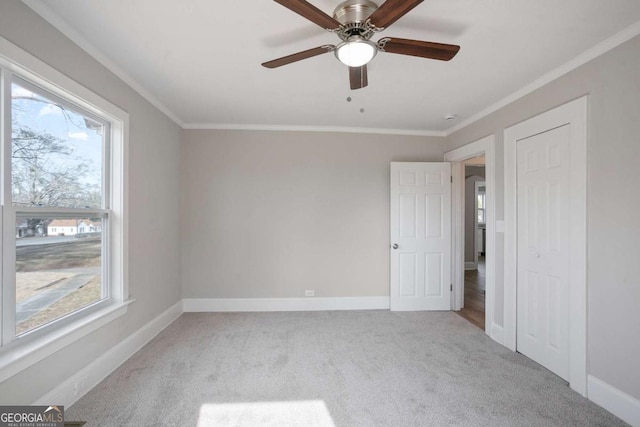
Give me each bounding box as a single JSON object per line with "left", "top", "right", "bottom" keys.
{"left": 305, "top": 290, "right": 315, "bottom": 297}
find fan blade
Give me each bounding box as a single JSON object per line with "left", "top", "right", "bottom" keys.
{"left": 274, "top": 0, "right": 341, "bottom": 30}
{"left": 349, "top": 66, "right": 368, "bottom": 90}
{"left": 262, "top": 45, "right": 335, "bottom": 68}
{"left": 379, "top": 37, "right": 460, "bottom": 61}
{"left": 368, "top": 0, "right": 423, "bottom": 29}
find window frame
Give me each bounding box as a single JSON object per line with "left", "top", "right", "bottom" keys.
{"left": 10, "top": 77, "right": 113, "bottom": 340}
{"left": 476, "top": 185, "right": 486, "bottom": 226}
{"left": 0, "top": 36, "right": 130, "bottom": 382}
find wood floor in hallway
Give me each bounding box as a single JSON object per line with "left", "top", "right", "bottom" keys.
{"left": 457, "top": 256, "right": 485, "bottom": 330}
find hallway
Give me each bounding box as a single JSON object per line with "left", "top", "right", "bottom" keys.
{"left": 456, "top": 257, "right": 485, "bottom": 330}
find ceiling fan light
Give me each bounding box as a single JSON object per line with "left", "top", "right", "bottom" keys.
{"left": 335, "top": 37, "right": 377, "bottom": 67}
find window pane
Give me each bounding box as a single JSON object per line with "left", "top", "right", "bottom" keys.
{"left": 477, "top": 194, "right": 485, "bottom": 209}
{"left": 477, "top": 209, "right": 485, "bottom": 225}
{"left": 16, "top": 217, "right": 104, "bottom": 335}
{"left": 11, "top": 82, "right": 104, "bottom": 208}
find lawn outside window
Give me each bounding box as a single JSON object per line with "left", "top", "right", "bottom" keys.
{"left": 0, "top": 37, "right": 129, "bottom": 381}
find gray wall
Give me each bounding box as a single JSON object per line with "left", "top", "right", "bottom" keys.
{"left": 447, "top": 34, "right": 640, "bottom": 400}
{"left": 0, "top": 2, "right": 182, "bottom": 403}
{"left": 181, "top": 130, "right": 445, "bottom": 299}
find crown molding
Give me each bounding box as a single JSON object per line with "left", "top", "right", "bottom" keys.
{"left": 182, "top": 123, "right": 447, "bottom": 137}
{"left": 22, "top": 0, "right": 185, "bottom": 127}
{"left": 444, "top": 19, "right": 640, "bottom": 137}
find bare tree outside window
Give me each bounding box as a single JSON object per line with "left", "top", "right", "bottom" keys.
{"left": 12, "top": 126, "right": 99, "bottom": 208}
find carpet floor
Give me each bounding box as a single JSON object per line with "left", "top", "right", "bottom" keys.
{"left": 67, "top": 311, "right": 625, "bottom": 426}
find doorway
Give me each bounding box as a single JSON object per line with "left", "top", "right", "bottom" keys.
{"left": 444, "top": 135, "right": 496, "bottom": 338}
{"left": 457, "top": 158, "right": 486, "bottom": 329}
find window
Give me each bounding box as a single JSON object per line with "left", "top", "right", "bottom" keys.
{"left": 0, "top": 38, "right": 128, "bottom": 377}
{"left": 477, "top": 188, "right": 486, "bottom": 225}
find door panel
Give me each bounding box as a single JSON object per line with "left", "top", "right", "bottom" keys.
{"left": 390, "top": 162, "right": 451, "bottom": 311}
{"left": 425, "top": 253, "right": 442, "bottom": 296}
{"left": 516, "top": 125, "right": 570, "bottom": 380}
{"left": 425, "top": 194, "right": 443, "bottom": 238}
{"left": 399, "top": 254, "right": 417, "bottom": 297}
{"left": 400, "top": 194, "right": 417, "bottom": 238}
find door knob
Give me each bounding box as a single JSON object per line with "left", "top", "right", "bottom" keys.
{"left": 392, "top": 243, "right": 399, "bottom": 249}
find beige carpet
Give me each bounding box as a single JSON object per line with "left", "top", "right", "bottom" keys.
{"left": 67, "top": 311, "right": 625, "bottom": 426}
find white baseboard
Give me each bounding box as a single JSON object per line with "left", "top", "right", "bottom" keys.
{"left": 588, "top": 375, "right": 640, "bottom": 426}
{"left": 34, "top": 300, "right": 183, "bottom": 408}
{"left": 489, "top": 322, "right": 504, "bottom": 345}
{"left": 183, "top": 297, "right": 390, "bottom": 312}
{"left": 464, "top": 262, "right": 477, "bottom": 270}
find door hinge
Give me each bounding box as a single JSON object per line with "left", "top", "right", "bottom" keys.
{"left": 450, "top": 175, "right": 453, "bottom": 183}
{"left": 450, "top": 284, "right": 453, "bottom": 291}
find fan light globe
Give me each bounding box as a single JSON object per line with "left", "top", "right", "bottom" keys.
{"left": 335, "top": 37, "right": 377, "bottom": 67}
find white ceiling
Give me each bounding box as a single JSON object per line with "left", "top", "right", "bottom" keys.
{"left": 24, "top": 0, "right": 640, "bottom": 134}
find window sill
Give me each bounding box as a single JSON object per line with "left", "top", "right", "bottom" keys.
{"left": 0, "top": 299, "right": 135, "bottom": 383}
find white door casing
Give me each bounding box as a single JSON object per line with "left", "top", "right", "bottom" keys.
{"left": 516, "top": 125, "right": 571, "bottom": 381}
{"left": 504, "top": 96, "right": 587, "bottom": 396}
{"left": 444, "top": 135, "right": 497, "bottom": 340}
{"left": 390, "top": 162, "right": 451, "bottom": 311}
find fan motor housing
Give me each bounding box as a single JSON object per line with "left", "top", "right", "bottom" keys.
{"left": 333, "top": 0, "right": 378, "bottom": 25}
{"left": 333, "top": 0, "right": 379, "bottom": 40}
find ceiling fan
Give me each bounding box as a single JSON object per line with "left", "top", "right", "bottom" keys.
{"left": 261, "top": 0, "right": 460, "bottom": 90}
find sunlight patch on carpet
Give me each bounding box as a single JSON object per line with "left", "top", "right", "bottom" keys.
{"left": 198, "top": 400, "right": 335, "bottom": 427}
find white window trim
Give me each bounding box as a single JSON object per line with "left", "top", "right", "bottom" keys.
{"left": 0, "top": 300, "right": 133, "bottom": 383}
{"left": 0, "top": 35, "right": 131, "bottom": 381}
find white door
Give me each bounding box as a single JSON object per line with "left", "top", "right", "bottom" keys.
{"left": 390, "top": 162, "right": 451, "bottom": 311}
{"left": 516, "top": 125, "right": 570, "bottom": 380}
